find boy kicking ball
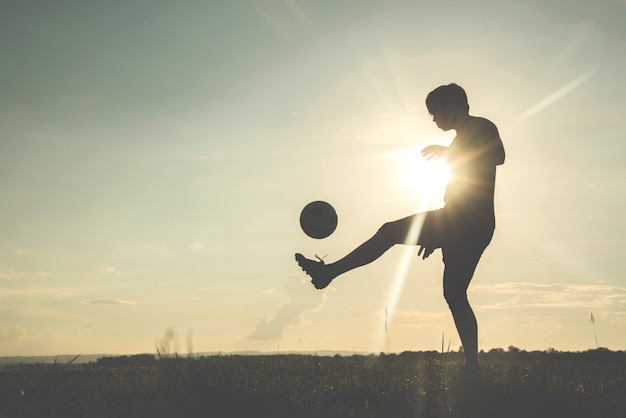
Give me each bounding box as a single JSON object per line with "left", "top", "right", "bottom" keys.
{"left": 295, "top": 83, "right": 505, "bottom": 371}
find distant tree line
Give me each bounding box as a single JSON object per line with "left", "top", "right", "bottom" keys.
{"left": 90, "top": 348, "right": 624, "bottom": 368}
{"left": 93, "top": 354, "right": 156, "bottom": 367}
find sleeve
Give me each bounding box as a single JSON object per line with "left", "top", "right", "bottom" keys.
{"left": 480, "top": 121, "right": 505, "bottom": 166}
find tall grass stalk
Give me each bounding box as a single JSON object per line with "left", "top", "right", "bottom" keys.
{"left": 590, "top": 312, "right": 599, "bottom": 348}
{"left": 385, "top": 306, "right": 390, "bottom": 353}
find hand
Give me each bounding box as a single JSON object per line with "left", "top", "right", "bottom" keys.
{"left": 418, "top": 245, "right": 434, "bottom": 259}
{"left": 421, "top": 145, "right": 447, "bottom": 161}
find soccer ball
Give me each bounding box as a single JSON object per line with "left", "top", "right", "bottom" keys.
{"left": 299, "top": 201, "right": 338, "bottom": 239}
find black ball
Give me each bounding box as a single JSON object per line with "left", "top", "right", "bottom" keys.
{"left": 299, "top": 201, "right": 338, "bottom": 239}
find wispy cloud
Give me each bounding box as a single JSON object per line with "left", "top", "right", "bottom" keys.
{"left": 0, "top": 288, "right": 76, "bottom": 300}
{"left": 473, "top": 282, "right": 626, "bottom": 311}
{"left": 188, "top": 241, "right": 206, "bottom": 253}
{"left": 248, "top": 277, "right": 330, "bottom": 340}
{"left": 0, "top": 326, "right": 25, "bottom": 341}
{"left": 393, "top": 308, "right": 448, "bottom": 320}
{"left": 0, "top": 267, "right": 20, "bottom": 280}
{"left": 86, "top": 298, "right": 135, "bottom": 305}
{"left": 0, "top": 269, "right": 50, "bottom": 280}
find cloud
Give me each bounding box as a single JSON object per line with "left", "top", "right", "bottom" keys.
{"left": 248, "top": 277, "right": 330, "bottom": 340}
{"left": 87, "top": 298, "right": 135, "bottom": 305}
{"left": 101, "top": 267, "right": 130, "bottom": 275}
{"left": 0, "top": 268, "right": 20, "bottom": 280}
{"left": 189, "top": 241, "right": 207, "bottom": 253}
{"left": 473, "top": 282, "right": 626, "bottom": 311}
{"left": 0, "top": 326, "right": 25, "bottom": 341}
{"left": 0, "top": 268, "right": 49, "bottom": 280}
{"left": 0, "top": 288, "right": 75, "bottom": 300}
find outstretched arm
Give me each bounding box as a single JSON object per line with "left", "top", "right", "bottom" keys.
{"left": 421, "top": 145, "right": 448, "bottom": 161}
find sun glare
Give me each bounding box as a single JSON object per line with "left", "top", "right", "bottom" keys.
{"left": 395, "top": 146, "right": 450, "bottom": 207}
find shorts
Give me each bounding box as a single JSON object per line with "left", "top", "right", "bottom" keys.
{"left": 382, "top": 208, "right": 494, "bottom": 256}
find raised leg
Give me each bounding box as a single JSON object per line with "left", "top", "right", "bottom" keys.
{"left": 296, "top": 215, "right": 420, "bottom": 288}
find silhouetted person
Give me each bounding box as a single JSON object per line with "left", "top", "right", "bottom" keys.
{"left": 295, "top": 83, "right": 505, "bottom": 371}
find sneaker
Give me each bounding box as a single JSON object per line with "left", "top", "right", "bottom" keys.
{"left": 295, "top": 253, "right": 334, "bottom": 289}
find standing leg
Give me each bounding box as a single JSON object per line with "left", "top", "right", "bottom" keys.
{"left": 443, "top": 255, "right": 481, "bottom": 367}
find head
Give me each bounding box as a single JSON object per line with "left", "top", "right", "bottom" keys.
{"left": 426, "top": 83, "right": 470, "bottom": 131}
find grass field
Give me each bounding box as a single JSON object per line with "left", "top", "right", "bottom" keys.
{"left": 1, "top": 349, "right": 624, "bottom": 418}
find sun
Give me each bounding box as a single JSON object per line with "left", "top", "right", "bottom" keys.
{"left": 394, "top": 145, "right": 450, "bottom": 207}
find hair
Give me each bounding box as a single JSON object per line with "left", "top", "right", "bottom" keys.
{"left": 426, "top": 83, "right": 469, "bottom": 115}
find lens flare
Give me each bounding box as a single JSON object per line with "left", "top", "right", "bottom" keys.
{"left": 374, "top": 210, "right": 430, "bottom": 352}
{"left": 395, "top": 146, "right": 450, "bottom": 205}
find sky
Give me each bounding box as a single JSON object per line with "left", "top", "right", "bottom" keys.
{"left": 1, "top": 0, "right": 625, "bottom": 357}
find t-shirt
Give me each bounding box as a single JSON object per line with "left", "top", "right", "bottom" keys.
{"left": 444, "top": 116, "right": 505, "bottom": 231}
